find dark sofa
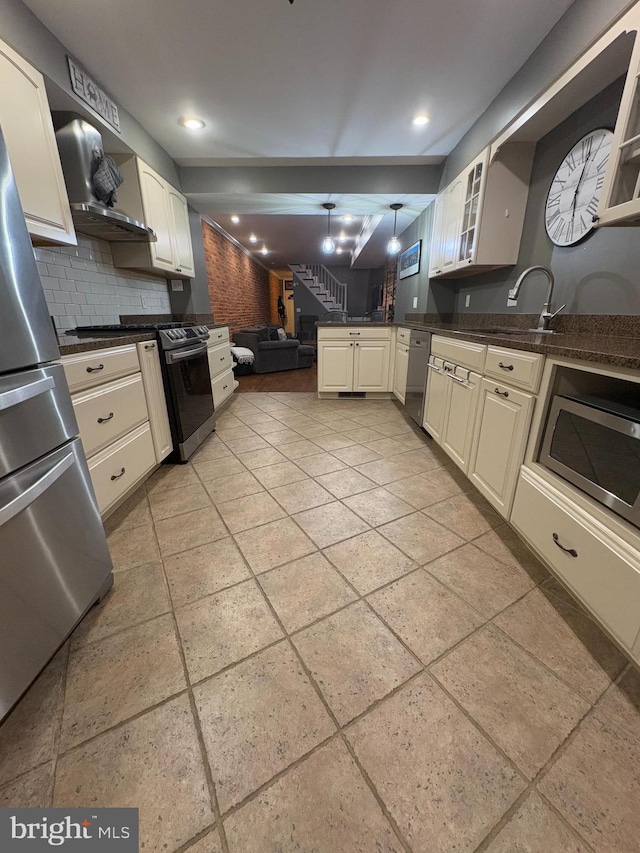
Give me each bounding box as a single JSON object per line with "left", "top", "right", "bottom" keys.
{"left": 233, "top": 325, "right": 300, "bottom": 374}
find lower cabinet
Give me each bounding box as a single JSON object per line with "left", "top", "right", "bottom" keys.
{"left": 137, "top": 341, "right": 172, "bottom": 462}
{"left": 423, "top": 356, "right": 480, "bottom": 473}
{"left": 207, "top": 326, "right": 235, "bottom": 409}
{"left": 469, "top": 378, "right": 535, "bottom": 517}
{"left": 317, "top": 328, "right": 392, "bottom": 394}
{"left": 512, "top": 467, "right": 640, "bottom": 662}
{"left": 88, "top": 424, "right": 157, "bottom": 514}
{"left": 393, "top": 342, "right": 409, "bottom": 404}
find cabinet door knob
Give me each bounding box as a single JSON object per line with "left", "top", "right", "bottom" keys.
{"left": 350, "top": 342, "right": 353, "bottom": 347}
{"left": 97, "top": 412, "right": 114, "bottom": 424}
{"left": 110, "top": 467, "right": 126, "bottom": 481}
{"left": 552, "top": 532, "right": 578, "bottom": 557}
{"left": 498, "top": 362, "right": 514, "bottom": 371}
{"left": 494, "top": 388, "right": 509, "bottom": 397}
{"left": 86, "top": 363, "right": 104, "bottom": 373}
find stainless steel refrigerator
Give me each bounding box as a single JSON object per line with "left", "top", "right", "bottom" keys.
{"left": 0, "top": 127, "right": 113, "bottom": 721}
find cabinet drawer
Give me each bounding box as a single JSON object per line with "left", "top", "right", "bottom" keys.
{"left": 88, "top": 423, "right": 156, "bottom": 515}
{"left": 208, "top": 343, "right": 232, "bottom": 379}
{"left": 209, "top": 326, "right": 230, "bottom": 346}
{"left": 319, "top": 327, "right": 392, "bottom": 341}
{"left": 431, "top": 336, "right": 486, "bottom": 372}
{"left": 63, "top": 345, "right": 140, "bottom": 393}
{"left": 484, "top": 346, "right": 544, "bottom": 392}
{"left": 511, "top": 469, "right": 640, "bottom": 651}
{"left": 397, "top": 327, "right": 411, "bottom": 344}
{"left": 73, "top": 373, "right": 149, "bottom": 457}
{"left": 212, "top": 368, "right": 235, "bottom": 409}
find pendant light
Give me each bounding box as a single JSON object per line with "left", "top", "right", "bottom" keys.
{"left": 322, "top": 202, "right": 336, "bottom": 254}
{"left": 387, "top": 203, "right": 403, "bottom": 255}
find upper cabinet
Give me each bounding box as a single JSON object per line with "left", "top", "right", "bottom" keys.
{"left": 111, "top": 157, "right": 195, "bottom": 278}
{"left": 599, "top": 27, "right": 640, "bottom": 225}
{"left": 0, "top": 38, "right": 76, "bottom": 246}
{"left": 429, "top": 143, "right": 534, "bottom": 279}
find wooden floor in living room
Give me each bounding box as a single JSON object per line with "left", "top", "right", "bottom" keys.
{"left": 236, "top": 364, "right": 318, "bottom": 392}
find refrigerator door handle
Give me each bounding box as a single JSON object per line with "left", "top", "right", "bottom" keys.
{"left": 0, "top": 452, "right": 74, "bottom": 527}
{"left": 0, "top": 376, "right": 55, "bottom": 412}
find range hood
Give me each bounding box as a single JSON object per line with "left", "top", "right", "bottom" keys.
{"left": 54, "top": 113, "right": 156, "bottom": 243}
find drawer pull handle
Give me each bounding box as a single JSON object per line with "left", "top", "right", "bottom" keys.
{"left": 97, "top": 412, "right": 114, "bottom": 424}
{"left": 86, "top": 364, "right": 104, "bottom": 373}
{"left": 553, "top": 533, "right": 578, "bottom": 558}
{"left": 144, "top": 343, "right": 155, "bottom": 350}
{"left": 110, "top": 467, "right": 126, "bottom": 481}
{"left": 427, "top": 363, "right": 441, "bottom": 373}
{"left": 349, "top": 332, "right": 361, "bottom": 336}
{"left": 494, "top": 388, "right": 509, "bottom": 397}
{"left": 498, "top": 362, "right": 514, "bottom": 371}
{"left": 220, "top": 356, "right": 225, "bottom": 361}
{"left": 223, "top": 384, "right": 228, "bottom": 390}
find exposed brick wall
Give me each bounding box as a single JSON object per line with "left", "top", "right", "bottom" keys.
{"left": 269, "top": 271, "right": 281, "bottom": 326}
{"left": 202, "top": 221, "right": 272, "bottom": 335}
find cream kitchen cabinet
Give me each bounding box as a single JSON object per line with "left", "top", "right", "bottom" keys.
{"left": 207, "top": 326, "right": 235, "bottom": 410}
{"left": 430, "top": 143, "right": 533, "bottom": 278}
{"left": 512, "top": 467, "right": 640, "bottom": 663}
{"left": 468, "top": 378, "right": 535, "bottom": 517}
{"left": 62, "top": 342, "right": 157, "bottom": 516}
{"left": 111, "top": 157, "right": 194, "bottom": 278}
{"left": 423, "top": 356, "right": 481, "bottom": 473}
{"left": 0, "top": 37, "right": 76, "bottom": 245}
{"left": 137, "top": 340, "right": 172, "bottom": 462}
{"left": 393, "top": 334, "right": 410, "bottom": 404}
{"left": 317, "top": 327, "right": 392, "bottom": 395}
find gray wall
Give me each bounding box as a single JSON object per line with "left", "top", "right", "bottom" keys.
{"left": 168, "top": 206, "right": 214, "bottom": 316}
{"left": 393, "top": 203, "right": 456, "bottom": 322}
{"left": 451, "top": 76, "right": 640, "bottom": 315}
{"left": 441, "top": 0, "right": 634, "bottom": 186}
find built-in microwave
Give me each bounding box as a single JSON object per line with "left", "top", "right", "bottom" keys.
{"left": 540, "top": 393, "right": 640, "bottom": 529}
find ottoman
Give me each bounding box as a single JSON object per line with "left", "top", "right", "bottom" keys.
{"left": 297, "top": 344, "right": 315, "bottom": 369}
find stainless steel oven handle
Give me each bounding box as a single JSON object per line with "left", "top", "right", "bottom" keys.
{"left": 0, "top": 376, "right": 55, "bottom": 412}
{"left": 0, "top": 452, "right": 74, "bottom": 528}
{"left": 165, "top": 343, "right": 209, "bottom": 364}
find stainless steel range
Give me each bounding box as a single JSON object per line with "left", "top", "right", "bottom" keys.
{"left": 76, "top": 322, "right": 215, "bottom": 461}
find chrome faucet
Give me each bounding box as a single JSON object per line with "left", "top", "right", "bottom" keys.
{"left": 507, "top": 265, "right": 565, "bottom": 333}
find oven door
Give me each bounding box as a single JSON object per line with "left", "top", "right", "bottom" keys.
{"left": 540, "top": 395, "right": 640, "bottom": 528}
{"left": 164, "top": 342, "right": 215, "bottom": 460}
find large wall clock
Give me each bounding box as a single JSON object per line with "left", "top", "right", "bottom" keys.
{"left": 544, "top": 127, "right": 613, "bottom": 246}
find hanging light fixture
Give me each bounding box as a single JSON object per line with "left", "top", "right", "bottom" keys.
{"left": 322, "top": 202, "right": 336, "bottom": 253}
{"left": 387, "top": 203, "right": 403, "bottom": 255}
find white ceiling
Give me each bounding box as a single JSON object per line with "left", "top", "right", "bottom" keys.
{"left": 25, "top": 0, "right": 577, "bottom": 267}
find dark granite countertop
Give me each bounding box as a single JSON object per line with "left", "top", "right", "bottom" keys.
{"left": 57, "top": 330, "right": 157, "bottom": 355}
{"left": 316, "top": 317, "right": 640, "bottom": 370}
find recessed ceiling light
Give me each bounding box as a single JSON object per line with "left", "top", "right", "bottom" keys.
{"left": 231, "top": 215, "right": 240, "bottom": 224}
{"left": 412, "top": 114, "right": 430, "bottom": 127}
{"left": 336, "top": 247, "right": 343, "bottom": 255}
{"left": 179, "top": 117, "right": 205, "bottom": 129}
{"left": 249, "top": 234, "right": 257, "bottom": 243}
{"left": 342, "top": 215, "right": 354, "bottom": 223}
{"left": 260, "top": 246, "right": 269, "bottom": 255}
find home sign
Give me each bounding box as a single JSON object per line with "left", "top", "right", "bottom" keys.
{"left": 67, "top": 57, "right": 121, "bottom": 133}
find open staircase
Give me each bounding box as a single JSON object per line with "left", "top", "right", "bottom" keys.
{"left": 290, "top": 264, "right": 347, "bottom": 313}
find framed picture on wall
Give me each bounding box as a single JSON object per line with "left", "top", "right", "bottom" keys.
{"left": 399, "top": 240, "right": 421, "bottom": 279}
{"left": 284, "top": 280, "right": 294, "bottom": 291}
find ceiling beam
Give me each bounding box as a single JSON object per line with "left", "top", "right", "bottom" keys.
{"left": 180, "top": 164, "right": 443, "bottom": 196}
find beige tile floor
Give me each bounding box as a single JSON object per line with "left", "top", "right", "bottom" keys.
{"left": 1, "top": 391, "right": 639, "bottom": 853}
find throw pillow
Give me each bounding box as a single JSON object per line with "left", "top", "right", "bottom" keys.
{"left": 269, "top": 327, "right": 280, "bottom": 341}
{"left": 257, "top": 327, "right": 271, "bottom": 341}
{"left": 277, "top": 327, "right": 287, "bottom": 341}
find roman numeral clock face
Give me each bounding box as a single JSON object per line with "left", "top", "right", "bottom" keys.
{"left": 545, "top": 128, "right": 613, "bottom": 246}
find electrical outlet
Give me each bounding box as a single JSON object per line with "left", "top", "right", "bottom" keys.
{"left": 412, "top": 297, "right": 418, "bottom": 309}
{"left": 465, "top": 294, "right": 471, "bottom": 308}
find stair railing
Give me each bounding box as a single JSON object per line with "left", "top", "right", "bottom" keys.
{"left": 308, "top": 264, "right": 346, "bottom": 312}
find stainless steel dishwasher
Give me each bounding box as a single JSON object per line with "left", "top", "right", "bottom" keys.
{"left": 405, "top": 330, "right": 431, "bottom": 426}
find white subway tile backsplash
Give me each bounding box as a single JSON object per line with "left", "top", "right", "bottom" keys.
{"left": 35, "top": 235, "right": 171, "bottom": 330}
